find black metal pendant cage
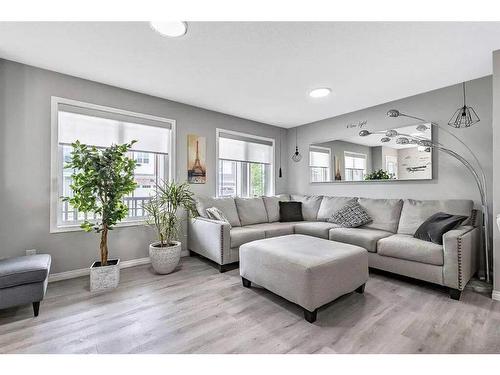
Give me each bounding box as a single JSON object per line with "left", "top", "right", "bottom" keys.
{"left": 447, "top": 82, "right": 480, "bottom": 128}
{"left": 448, "top": 105, "right": 480, "bottom": 128}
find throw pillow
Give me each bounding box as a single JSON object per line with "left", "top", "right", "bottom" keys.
{"left": 328, "top": 199, "right": 372, "bottom": 227}
{"left": 414, "top": 212, "right": 467, "bottom": 245}
{"left": 206, "top": 207, "right": 232, "bottom": 228}
{"left": 279, "top": 201, "right": 304, "bottom": 222}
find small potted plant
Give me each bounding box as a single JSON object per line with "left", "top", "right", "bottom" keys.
{"left": 143, "top": 181, "right": 197, "bottom": 274}
{"left": 63, "top": 140, "right": 137, "bottom": 292}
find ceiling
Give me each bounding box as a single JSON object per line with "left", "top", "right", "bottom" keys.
{"left": 1, "top": 22, "right": 500, "bottom": 128}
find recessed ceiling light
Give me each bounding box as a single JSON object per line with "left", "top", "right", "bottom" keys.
{"left": 309, "top": 87, "right": 331, "bottom": 98}
{"left": 150, "top": 21, "right": 188, "bottom": 37}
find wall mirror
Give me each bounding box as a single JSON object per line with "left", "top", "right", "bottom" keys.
{"left": 309, "top": 124, "right": 433, "bottom": 183}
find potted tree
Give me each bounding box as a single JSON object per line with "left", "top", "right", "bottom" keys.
{"left": 63, "top": 140, "right": 137, "bottom": 292}
{"left": 143, "top": 181, "right": 197, "bottom": 274}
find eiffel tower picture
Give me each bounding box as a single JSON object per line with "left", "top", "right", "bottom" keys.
{"left": 188, "top": 135, "right": 206, "bottom": 184}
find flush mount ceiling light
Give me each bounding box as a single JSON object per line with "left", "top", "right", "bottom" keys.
{"left": 308, "top": 88, "right": 331, "bottom": 98}
{"left": 150, "top": 21, "right": 188, "bottom": 37}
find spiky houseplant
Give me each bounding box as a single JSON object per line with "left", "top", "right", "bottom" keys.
{"left": 143, "top": 181, "right": 197, "bottom": 274}
{"left": 63, "top": 140, "right": 137, "bottom": 266}
{"left": 144, "top": 181, "right": 197, "bottom": 247}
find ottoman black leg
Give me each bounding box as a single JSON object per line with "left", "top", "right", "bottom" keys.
{"left": 33, "top": 301, "right": 40, "bottom": 317}
{"left": 303, "top": 308, "right": 317, "bottom": 323}
{"left": 242, "top": 277, "right": 251, "bottom": 288}
{"left": 449, "top": 288, "right": 461, "bottom": 300}
{"left": 356, "top": 283, "right": 366, "bottom": 294}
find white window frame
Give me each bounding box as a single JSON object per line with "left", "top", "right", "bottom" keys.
{"left": 50, "top": 96, "right": 176, "bottom": 233}
{"left": 215, "top": 128, "right": 275, "bottom": 198}
{"left": 309, "top": 145, "right": 331, "bottom": 183}
{"left": 344, "top": 151, "right": 367, "bottom": 181}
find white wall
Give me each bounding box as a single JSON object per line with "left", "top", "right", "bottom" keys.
{"left": 0, "top": 59, "right": 287, "bottom": 273}
{"left": 287, "top": 76, "right": 493, "bottom": 277}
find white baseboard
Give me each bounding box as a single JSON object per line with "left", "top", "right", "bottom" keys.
{"left": 48, "top": 251, "right": 190, "bottom": 283}
{"left": 492, "top": 290, "right": 500, "bottom": 301}
{"left": 49, "top": 256, "right": 151, "bottom": 283}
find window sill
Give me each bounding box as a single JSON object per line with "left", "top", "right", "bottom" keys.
{"left": 50, "top": 220, "right": 147, "bottom": 234}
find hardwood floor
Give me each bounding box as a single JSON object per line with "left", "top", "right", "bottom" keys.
{"left": 1, "top": 256, "right": 500, "bottom": 354}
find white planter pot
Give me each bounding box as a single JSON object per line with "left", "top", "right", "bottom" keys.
{"left": 149, "top": 241, "right": 182, "bottom": 274}
{"left": 90, "top": 259, "right": 120, "bottom": 292}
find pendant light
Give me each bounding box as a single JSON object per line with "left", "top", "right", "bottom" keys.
{"left": 291, "top": 128, "right": 302, "bottom": 162}
{"left": 278, "top": 132, "right": 283, "bottom": 178}
{"left": 448, "top": 82, "right": 480, "bottom": 128}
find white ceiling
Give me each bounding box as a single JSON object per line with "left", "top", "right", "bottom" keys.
{"left": 1, "top": 22, "right": 500, "bottom": 128}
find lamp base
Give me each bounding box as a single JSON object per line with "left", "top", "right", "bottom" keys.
{"left": 465, "top": 278, "right": 493, "bottom": 294}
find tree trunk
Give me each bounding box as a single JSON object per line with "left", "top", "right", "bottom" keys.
{"left": 100, "top": 225, "right": 108, "bottom": 266}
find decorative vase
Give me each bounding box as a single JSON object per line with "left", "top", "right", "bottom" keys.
{"left": 149, "top": 241, "right": 182, "bottom": 274}
{"left": 90, "top": 259, "right": 120, "bottom": 292}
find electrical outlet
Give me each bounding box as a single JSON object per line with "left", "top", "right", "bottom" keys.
{"left": 25, "top": 249, "right": 37, "bottom": 256}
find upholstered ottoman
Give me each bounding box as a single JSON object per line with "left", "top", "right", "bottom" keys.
{"left": 239, "top": 234, "right": 368, "bottom": 323}
{"left": 0, "top": 254, "right": 51, "bottom": 316}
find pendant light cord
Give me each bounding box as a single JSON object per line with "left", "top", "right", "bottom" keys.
{"left": 463, "top": 82, "right": 466, "bottom": 107}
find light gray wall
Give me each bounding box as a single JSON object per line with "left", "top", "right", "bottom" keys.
{"left": 287, "top": 76, "right": 493, "bottom": 276}
{"left": 492, "top": 50, "right": 500, "bottom": 292}
{"left": 0, "top": 59, "right": 287, "bottom": 273}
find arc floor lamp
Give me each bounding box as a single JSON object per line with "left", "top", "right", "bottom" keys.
{"left": 359, "top": 109, "right": 491, "bottom": 287}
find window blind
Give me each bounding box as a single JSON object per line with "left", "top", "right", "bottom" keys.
{"left": 58, "top": 103, "right": 171, "bottom": 154}
{"left": 309, "top": 148, "right": 330, "bottom": 168}
{"left": 345, "top": 152, "right": 366, "bottom": 169}
{"left": 218, "top": 132, "right": 273, "bottom": 164}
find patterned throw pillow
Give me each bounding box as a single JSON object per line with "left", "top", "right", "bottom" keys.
{"left": 206, "top": 207, "right": 232, "bottom": 228}
{"left": 328, "top": 199, "right": 372, "bottom": 228}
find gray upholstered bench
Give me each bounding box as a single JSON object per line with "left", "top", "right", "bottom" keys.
{"left": 0, "top": 254, "right": 51, "bottom": 317}
{"left": 239, "top": 234, "right": 368, "bottom": 323}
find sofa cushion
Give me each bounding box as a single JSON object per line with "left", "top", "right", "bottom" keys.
{"left": 290, "top": 194, "right": 323, "bottom": 221}
{"left": 206, "top": 207, "right": 232, "bottom": 228}
{"left": 0, "top": 254, "right": 52, "bottom": 289}
{"left": 279, "top": 201, "right": 304, "bottom": 222}
{"left": 328, "top": 199, "right": 372, "bottom": 228}
{"left": 358, "top": 198, "right": 403, "bottom": 233}
{"left": 230, "top": 227, "right": 265, "bottom": 248}
{"left": 317, "top": 196, "right": 355, "bottom": 221}
{"left": 414, "top": 212, "right": 468, "bottom": 245}
{"left": 245, "top": 222, "right": 296, "bottom": 238}
{"left": 235, "top": 197, "right": 268, "bottom": 226}
{"left": 262, "top": 194, "right": 290, "bottom": 222}
{"left": 397, "top": 199, "right": 473, "bottom": 235}
{"left": 377, "top": 234, "right": 444, "bottom": 266}
{"left": 294, "top": 222, "right": 341, "bottom": 239}
{"left": 195, "top": 196, "right": 241, "bottom": 227}
{"left": 329, "top": 227, "right": 393, "bottom": 252}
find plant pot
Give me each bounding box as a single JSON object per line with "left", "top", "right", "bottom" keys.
{"left": 149, "top": 241, "right": 182, "bottom": 274}
{"left": 90, "top": 259, "right": 120, "bottom": 292}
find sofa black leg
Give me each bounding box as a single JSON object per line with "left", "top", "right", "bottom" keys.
{"left": 188, "top": 250, "right": 195, "bottom": 257}
{"left": 355, "top": 283, "right": 366, "bottom": 294}
{"left": 449, "top": 288, "right": 461, "bottom": 300}
{"left": 242, "top": 277, "right": 251, "bottom": 288}
{"left": 303, "top": 308, "right": 317, "bottom": 323}
{"left": 33, "top": 301, "right": 40, "bottom": 317}
{"left": 219, "top": 264, "right": 230, "bottom": 273}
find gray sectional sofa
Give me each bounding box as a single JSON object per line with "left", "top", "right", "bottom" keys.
{"left": 188, "top": 194, "right": 479, "bottom": 299}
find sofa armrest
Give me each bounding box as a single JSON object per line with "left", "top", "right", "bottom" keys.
{"left": 442, "top": 225, "right": 479, "bottom": 290}
{"left": 188, "top": 217, "right": 231, "bottom": 265}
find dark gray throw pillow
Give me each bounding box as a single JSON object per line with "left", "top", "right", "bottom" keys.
{"left": 279, "top": 201, "right": 304, "bottom": 222}
{"left": 327, "top": 199, "right": 372, "bottom": 228}
{"left": 414, "top": 212, "right": 467, "bottom": 245}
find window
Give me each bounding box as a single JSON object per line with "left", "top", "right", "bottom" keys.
{"left": 385, "top": 155, "right": 398, "bottom": 179}
{"left": 50, "top": 97, "right": 175, "bottom": 232}
{"left": 344, "top": 152, "right": 366, "bottom": 181}
{"left": 216, "top": 129, "right": 274, "bottom": 197}
{"left": 309, "top": 146, "right": 331, "bottom": 182}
